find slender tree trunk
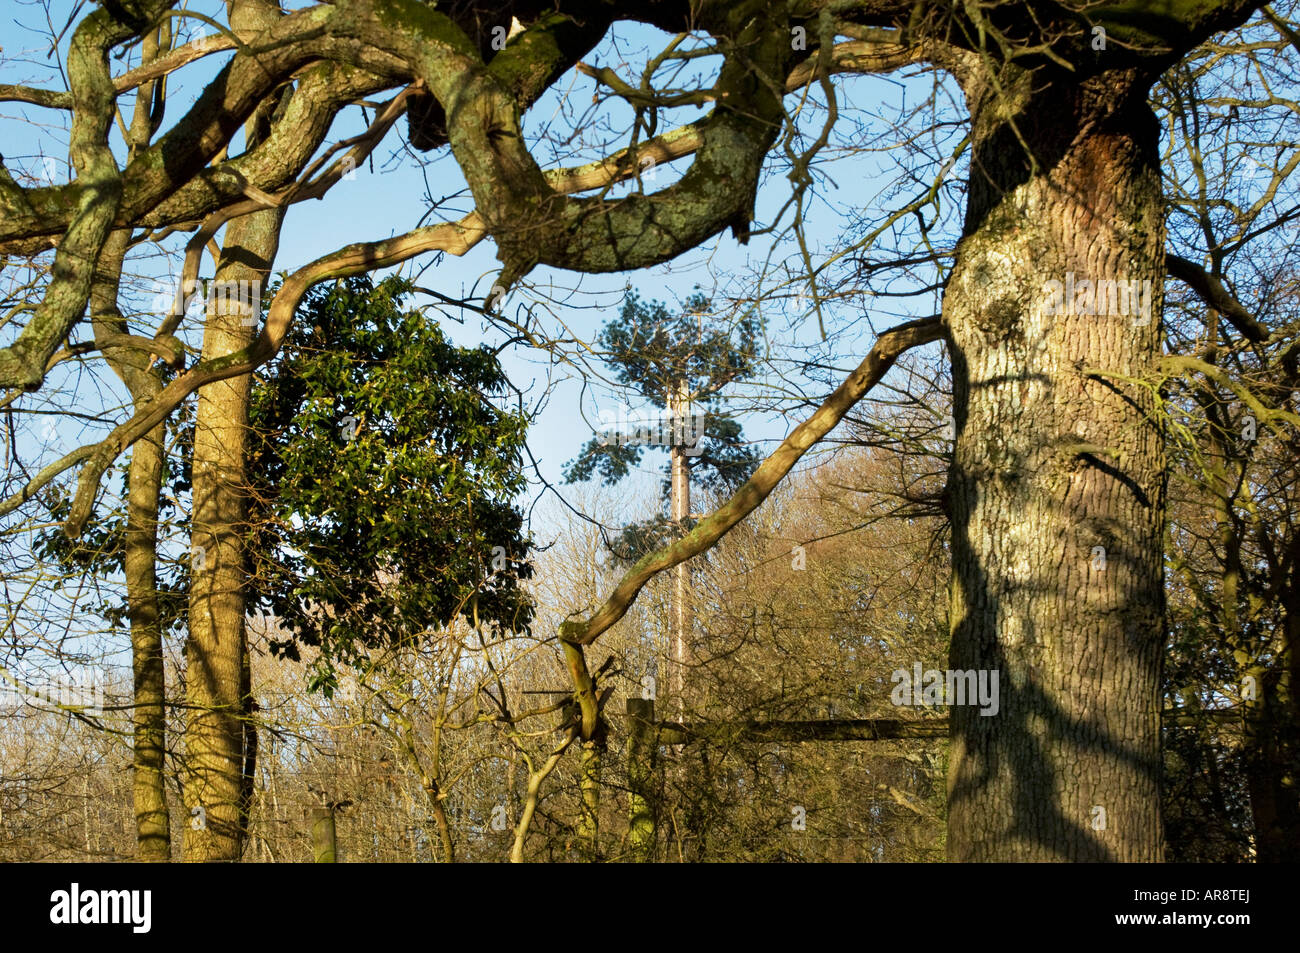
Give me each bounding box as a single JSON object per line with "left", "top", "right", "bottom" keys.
{"left": 127, "top": 415, "right": 171, "bottom": 859}
{"left": 239, "top": 649, "right": 258, "bottom": 835}
{"left": 430, "top": 794, "right": 455, "bottom": 864}
{"left": 85, "top": 18, "right": 175, "bottom": 857}
{"left": 626, "top": 697, "right": 656, "bottom": 861}
{"left": 944, "top": 65, "right": 1167, "bottom": 861}
{"left": 309, "top": 806, "right": 337, "bottom": 862}
{"left": 1197, "top": 376, "right": 1297, "bottom": 860}
{"left": 577, "top": 739, "right": 602, "bottom": 861}
{"left": 1248, "top": 531, "right": 1300, "bottom": 861}
{"left": 90, "top": 227, "right": 173, "bottom": 861}
{"left": 669, "top": 380, "right": 691, "bottom": 715}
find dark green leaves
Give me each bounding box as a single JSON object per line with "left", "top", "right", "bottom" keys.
{"left": 246, "top": 275, "right": 533, "bottom": 682}
{"left": 563, "top": 288, "right": 761, "bottom": 496}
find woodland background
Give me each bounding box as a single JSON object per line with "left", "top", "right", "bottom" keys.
{"left": 0, "top": 0, "right": 1296, "bottom": 862}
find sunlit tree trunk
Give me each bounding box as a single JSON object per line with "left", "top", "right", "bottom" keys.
{"left": 577, "top": 740, "right": 601, "bottom": 860}
{"left": 85, "top": 18, "right": 174, "bottom": 859}
{"left": 182, "top": 213, "right": 281, "bottom": 860}
{"left": 126, "top": 410, "right": 171, "bottom": 860}
{"left": 945, "top": 63, "right": 1167, "bottom": 861}
{"left": 180, "top": 0, "right": 286, "bottom": 863}
{"left": 92, "top": 228, "right": 172, "bottom": 861}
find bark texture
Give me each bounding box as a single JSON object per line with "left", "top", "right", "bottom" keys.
{"left": 182, "top": 204, "right": 283, "bottom": 861}
{"left": 127, "top": 413, "right": 171, "bottom": 860}
{"left": 181, "top": 0, "right": 286, "bottom": 864}
{"left": 945, "top": 64, "right": 1168, "bottom": 861}
{"left": 92, "top": 228, "right": 172, "bottom": 861}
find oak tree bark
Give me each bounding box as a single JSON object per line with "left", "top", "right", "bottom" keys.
{"left": 945, "top": 62, "right": 1168, "bottom": 861}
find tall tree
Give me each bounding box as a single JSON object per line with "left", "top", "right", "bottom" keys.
{"left": 183, "top": 211, "right": 284, "bottom": 861}
{"left": 183, "top": 0, "right": 289, "bottom": 859}
{"left": 565, "top": 289, "right": 760, "bottom": 706}
{"left": 87, "top": 18, "right": 178, "bottom": 860}
{"left": 244, "top": 272, "right": 533, "bottom": 861}
{"left": 934, "top": 2, "right": 1263, "bottom": 863}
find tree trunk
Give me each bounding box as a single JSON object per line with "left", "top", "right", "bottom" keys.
{"left": 430, "top": 795, "right": 455, "bottom": 864}
{"left": 626, "top": 697, "right": 656, "bottom": 862}
{"left": 669, "top": 380, "right": 691, "bottom": 715}
{"left": 80, "top": 20, "right": 180, "bottom": 862}
{"left": 181, "top": 2, "right": 285, "bottom": 862}
{"left": 1248, "top": 530, "right": 1300, "bottom": 861}
{"left": 182, "top": 206, "right": 284, "bottom": 861}
{"left": 90, "top": 227, "right": 173, "bottom": 861}
{"left": 577, "top": 738, "right": 602, "bottom": 861}
{"left": 944, "top": 65, "right": 1167, "bottom": 861}
{"left": 127, "top": 417, "right": 172, "bottom": 860}
{"left": 309, "top": 806, "right": 337, "bottom": 863}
